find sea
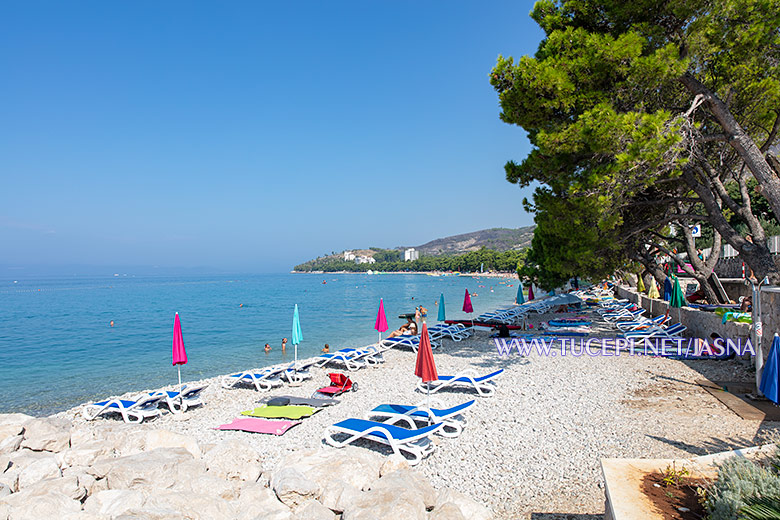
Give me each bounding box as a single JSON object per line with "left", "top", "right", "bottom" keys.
{"left": 0, "top": 272, "right": 519, "bottom": 416}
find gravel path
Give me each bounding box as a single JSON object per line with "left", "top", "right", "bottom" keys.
{"left": 56, "top": 304, "right": 780, "bottom": 519}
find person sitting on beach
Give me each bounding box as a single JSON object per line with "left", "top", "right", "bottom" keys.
{"left": 264, "top": 343, "right": 271, "bottom": 352}
{"left": 740, "top": 295, "right": 752, "bottom": 312}
{"left": 387, "top": 317, "right": 418, "bottom": 338}
{"left": 322, "top": 343, "right": 330, "bottom": 353}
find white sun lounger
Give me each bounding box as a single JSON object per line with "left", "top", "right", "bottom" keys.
{"left": 323, "top": 418, "right": 444, "bottom": 465}
{"left": 418, "top": 368, "right": 504, "bottom": 397}
{"left": 222, "top": 366, "right": 287, "bottom": 392}
{"left": 149, "top": 384, "right": 208, "bottom": 413}
{"left": 366, "top": 399, "right": 475, "bottom": 438}
{"left": 83, "top": 394, "right": 164, "bottom": 423}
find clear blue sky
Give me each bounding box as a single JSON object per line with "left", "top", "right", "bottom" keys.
{"left": 0, "top": 1, "right": 543, "bottom": 274}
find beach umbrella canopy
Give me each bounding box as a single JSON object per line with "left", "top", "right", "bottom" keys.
{"left": 415, "top": 323, "right": 438, "bottom": 420}
{"left": 292, "top": 304, "right": 303, "bottom": 366}
{"left": 528, "top": 285, "right": 535, "bottom": 301}
{"left": 663, "top": 277, "right": 673, "bottom": 301}
{"left": 516, "top": 282, "right": 525, "bottom": 304}
{"left": 669, "top": 276, "right": 686, "bottom": 308}
{"left": 172, "top": 313, "right": 187, "bottom": 393}
{"left": 759, "top": 334, "right": 780, "bottom": 404}
{"left": 437, "top": 293, "right": 446, "bottom": 321}
{"left": 374, "top": 298, "right": 388, "bottom": 342}
{"left": 648, "top": 277, "right": 660, "bottom": 299}
{"left": 462, "top": 289, "right": 473, "bottom": 313}
{"left": 637, "top": 274, "right": 646, "bottom": 293}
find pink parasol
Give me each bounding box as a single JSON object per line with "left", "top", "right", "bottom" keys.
{"left": 374, "top": 298, "right": 388, "bottom": 343}
{"left": 172, "top": 313, "right": 187, "bottom": 397}
{"left": 462, "top": 289, "right": 473, "bottom": 313}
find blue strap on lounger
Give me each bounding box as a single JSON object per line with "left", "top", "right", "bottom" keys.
{"left": 94, "top": 399, "right": 141, "bottom": 408}
{"left": 333, "top": 418, "right": 442, "bottom": 441}
{"left": 371, "top": 400, "right": 475, "bottom": 418}
{"left": 437, "top": 369, "right": 504, "bottom": 383}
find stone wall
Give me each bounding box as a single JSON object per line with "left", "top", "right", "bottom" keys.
{"left": 615, "top": 285, "right": 752, "bottom": 341}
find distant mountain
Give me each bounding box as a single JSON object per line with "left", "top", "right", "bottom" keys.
{"left": 408, "top": 226, "right": 535, "bottom": 255}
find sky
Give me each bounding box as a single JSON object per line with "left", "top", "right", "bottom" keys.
{"left": 0, "top": 1, "right": 544, "bottom": 274}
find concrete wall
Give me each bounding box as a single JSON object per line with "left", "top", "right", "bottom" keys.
{"left": 615, "top": 285, "right": 752, "bottom": 341}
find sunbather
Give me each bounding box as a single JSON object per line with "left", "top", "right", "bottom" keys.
{"left": 387, "top": 317, "right": 417, "bottom": 338}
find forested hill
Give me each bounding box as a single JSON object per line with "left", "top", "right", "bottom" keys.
{"left": 293, "top": 226, "right": 534, "bottom": 272}
{"left": 412, "top": 226, "right": 534, "bottom": 255}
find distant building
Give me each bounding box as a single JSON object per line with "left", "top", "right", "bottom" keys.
{"left": 344, "top": 251, "right": 356, "bottom": 261}
{"left": 355, "top": 255, "right": 376, "bottom": 264}
{"left": 404, "top": 248, "right": 419, "bottom": 261}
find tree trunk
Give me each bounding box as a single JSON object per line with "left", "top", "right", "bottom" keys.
{"left": 679, "top": 74, "right": 780, "bottom": 225}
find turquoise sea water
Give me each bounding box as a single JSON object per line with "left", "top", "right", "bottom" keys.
{"left": 0, "top": 273, "right": 517, "bottom": 416}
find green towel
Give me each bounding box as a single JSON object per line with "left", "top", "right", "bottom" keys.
{"left": 241, "top": 405, "right": 318, "bottom": 420}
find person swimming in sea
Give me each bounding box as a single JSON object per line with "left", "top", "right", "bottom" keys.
{"left": 281, "top": 338, "right": 288, "bottom": 351}
{"left": 264, "top": 343, "right": 271, "bottom": 353}
{"left": 322, "top": 343, "right": 330, "bottom": 353}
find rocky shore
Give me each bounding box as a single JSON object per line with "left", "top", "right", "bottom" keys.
{"left": 1, "top": 304, "right": 777, "bottom": 519}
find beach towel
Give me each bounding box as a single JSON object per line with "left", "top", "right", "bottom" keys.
{"left": 215, "top": 418, "right": 300, "bottom": 435}
{"left": 259, "top": 395, "right": 339, "bottom": 407}
{"left": 240, "top": 405, "right": 318, "bottom": 420}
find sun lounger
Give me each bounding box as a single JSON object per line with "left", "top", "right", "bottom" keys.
{"left": 366, "top": 399, "right": 475, "bottom": 438}
{"left": 258, "top": 395, "right": 340, "bottom": 407}
{"left": 622, "top": 322, "right": 687, "bottom": 340}
{"left": 149, "top": 384, "right": 207, "bottom": 413}
{"left": 314, "top": 373, "right": 356, "bottom": 397}
{"left": 418, "top": 368, "right": 504, "bottom": 397}
{"left": 280, "top": 361, "right": 316, "bottom": 384}
{"left": 315, "top": 346, "right": 385, "bottom": 371}
{"left": 222, "top": 366, "right": 286, "bottom": 392}
{"left": 241, "top": 404, "right": 319, "bottom": 420}
{"left": 215, "top": 418, "right": 300, "bottom": 436}
{"left": 614, "top": 314, "right": 670, "bottom": 332}
{"left": 381, "top": 335, "right": 439, "bottom": 352}
{"left": 428, "top": 323, "right": 473, "bottom": 341}
{"left": 323, "top": 418, "right": 444, "bottom": 465}
{"left": 83, "top": 394, "right": 164, "bottom": 423}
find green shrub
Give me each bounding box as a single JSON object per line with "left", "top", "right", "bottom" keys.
{"left": 706, "top": 457, "right": 780, "bottom": 520}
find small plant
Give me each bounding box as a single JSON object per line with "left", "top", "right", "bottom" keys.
{"left": 706, "top": 456, "right": 780, "bottom": 520}
{"left": 662, "top": 463, "right": 691, "bottom": 488}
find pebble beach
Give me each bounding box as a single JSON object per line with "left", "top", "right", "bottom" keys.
{"left": 45, "top": 297, "right": 779, "bottom": 519}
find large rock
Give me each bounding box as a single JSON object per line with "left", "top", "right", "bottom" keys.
{"left": 0, "top": 415, "right": 32, "bottom": 446}
{"left": 370, "top": 468, "right": 437, "bottom": 509}
{"left": 0, "top": 437, "right": 21, "bottom": 456}
{"left": 430, "top": 502, "right": 466, "bottom": 520}
{"left": 22, "top": 475, "right": 86, "bottom": 501}
{"left": 57, "top": 441, "right": 115, "bottom": 468}
{"left": 203, "top": 440, "right": 262, "bottom": 482}
{"left": 275, "top": 449, "right": 382, "bottom": 493}
{"left": 434, "top": 489, "right": 492, "bottom": 520}
{"left": 143, "top": 489, "right": 237, "bottom": 520}
{"left": 233, "top": 482, "right": 292, "bottom": 520}
{"left": 341, "top": 487, "right": 427, "bottom": 520}
{"left": 100, "top": 448, "right": 206, "bottom": 490}
{"left": 186, "top": 474, "right": 240, "bottom": 500}
{"left": 145, "top": 430, "right": 201, "bottom": 459}
{"left": 379, "top": 454, "right": 410, "bottom": 477}
{"left": 292, "top": 500, "right": 334, "bottom": 520}
{"left": 20, "top": 418, "right": 71, "bottom": 453}
{"left": 0, "top": 490, "right": 81, "bottom": 518}
{"left": 318, "top": 479, "right": 361, "bottom": 513}
{"left": 17, "top": 456, "right": 61, "bottom": 489}
{"left": 83, "top": 489, "right": 145, "bottom": 517}
{"left": 271, "top": 467, "right": 318, "bottom": 508}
